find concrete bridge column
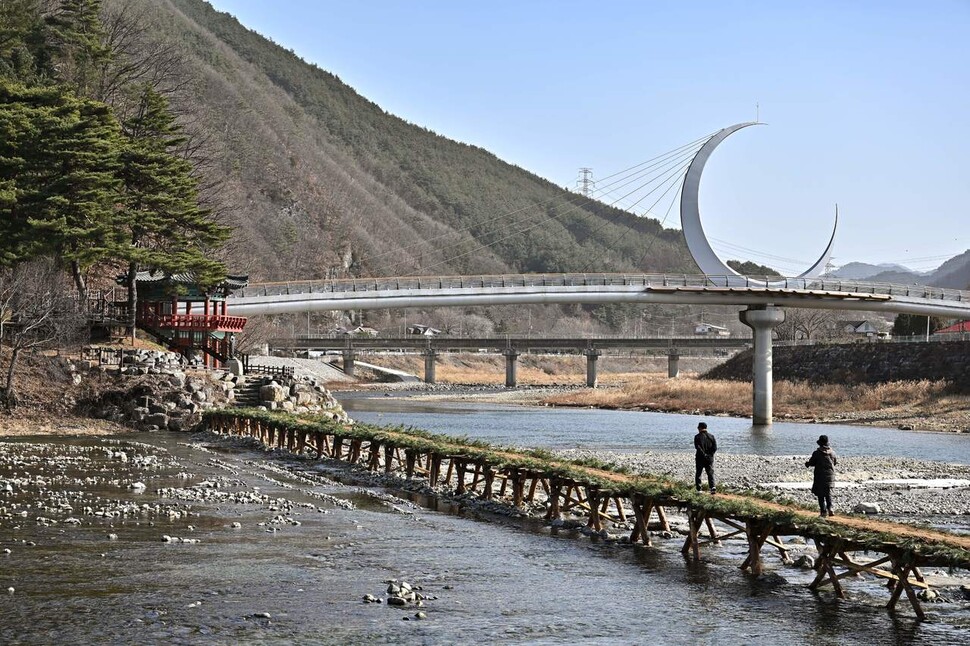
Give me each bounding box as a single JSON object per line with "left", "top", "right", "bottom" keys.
{"left": 503, "top": 348, "right": 519, "bottom": 388}
{"left": 342, "top": 349, "right": 356, "bottom": 377}
{"left": 423, "top": 349, "right": 437, "bottom": 384}
{"left": 739, "top": 305, "right": 786, "bottom": 425}
{"left": 584, "top": 349, "right": 602, "bottom": 388}
{"left": 667, "top": 349, "right": 680, "bottom": 378}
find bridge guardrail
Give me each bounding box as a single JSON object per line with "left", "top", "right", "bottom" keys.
{"left": 232, "top": 273, "right": 970, "bottom": 304}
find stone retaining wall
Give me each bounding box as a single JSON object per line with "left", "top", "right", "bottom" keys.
{"left": 70, "top": 348, "right": 348, "bottom": 431}
{"left": 703, "top": 341, "right": 970, "bottom": 391}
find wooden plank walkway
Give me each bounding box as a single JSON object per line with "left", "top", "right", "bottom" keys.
{"left": 202, "top": 410, "right": 970, "bottom": 621}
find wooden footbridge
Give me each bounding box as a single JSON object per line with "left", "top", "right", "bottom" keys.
{"left": 202, "top": 410, "right": 970, "bottom": 621}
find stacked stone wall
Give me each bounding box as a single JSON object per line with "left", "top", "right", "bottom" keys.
{"left": 703, "top": 341, "right": 970, "bottom": 392}
{"left": 69, "top": 348, "right": 349, "bottom": 431}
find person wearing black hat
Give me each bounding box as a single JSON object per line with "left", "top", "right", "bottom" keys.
{"left": 806, "top": 435, "right": 838, "bottom": 517}
{"left": 693, "top": 422, "right": 717, "bottom": 494}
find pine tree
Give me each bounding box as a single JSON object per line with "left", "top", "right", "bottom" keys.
{"left": 118, "top": 85, "right": 229, "bottom": 338}
{"left": 0, "top": 79, "right": 124, "bottom": 300}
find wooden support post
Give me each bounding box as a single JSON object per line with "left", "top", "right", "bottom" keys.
{"left": 364, "top": 441, "right": 377, "bottom": 470}
{"left": 681, "top": 507, "right": 701, "bottom": 561}
{"left": 454, "top": 460, "right": 466, "bottom": 494}
{"left": 444, "top": 458, "right": 454, "bottom": 485}
{"left": 405, "top": 450, "right": 416, "bottom": 478}
{"left": 887, "top": 557, "right": 926, "bottom": 621}
{"left": 809, "top": 541, "right": 846, "bottom": 599}
{"left": 469, "top": 462, "right": 483, "bottom": 491}
{"left": 512, "top": 470, "right": 525, "bottom": 507}
{"left": 613, "top": 496, "right": 627, "bottom": 522}
{"left": 482, "top": 465, "right": 495, "bottom": 500}
{"left": 547, "top": 479, "right": 561, "bottom": 520}
{"left": 704, "top": 517, "right": 720, "bottom": 545}
{"left": 630, "top": 495, "right": 651, "bottom": 546}
{"left": 656, "top": 506, "right": 670, "bottom": 532}
{"left": 740, "top": 521, "right": 772, "bottom": 576}
{"left": 383, "top": 445, "right": 394, "bottom": 474}
{"left": 526, "top": 474, "right": 539, "bottom": 502}
{"left": 332, "top": 436, "right": 343, "bottom": 459}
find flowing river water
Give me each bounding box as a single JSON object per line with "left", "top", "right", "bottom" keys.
{"left": 1, "top": 396, "right": 968, "bottom": 644}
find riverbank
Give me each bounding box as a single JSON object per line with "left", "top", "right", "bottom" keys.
{"left": 354, "top": 376, "right": 970, "bottom": 433}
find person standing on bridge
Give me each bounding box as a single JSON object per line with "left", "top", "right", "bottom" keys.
{"left": 693, "top": 422, "right": 717, "bottom": 494}
{"left": 806, "top": 435, "right": 837, "bottom": 517}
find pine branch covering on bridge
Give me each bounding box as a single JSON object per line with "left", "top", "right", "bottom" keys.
{"left": 200, "top": 409, "right": 970, "bottom": 573}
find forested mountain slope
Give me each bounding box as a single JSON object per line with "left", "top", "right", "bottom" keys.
{"left": 147, "top": 0, "right": 690, "bottom": 283}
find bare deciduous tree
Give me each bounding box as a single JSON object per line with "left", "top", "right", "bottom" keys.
{"left": 0, "top": 258, "right": 84, "bottom": 409}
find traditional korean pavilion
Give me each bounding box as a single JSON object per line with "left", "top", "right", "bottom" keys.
{"left": 122, "top": 271, "right": 248, "bottom": 367}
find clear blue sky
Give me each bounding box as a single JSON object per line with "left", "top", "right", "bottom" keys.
{"left": 209, "top": 0, "right": 969, "bottom": 274}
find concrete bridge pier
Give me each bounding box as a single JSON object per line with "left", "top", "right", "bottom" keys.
{"left": 667, "top": 349, "right": 680, "bottom": 378}
{"left": 342, "top": 349, "right": 356, "bottom": 377}
{"left": 584, "top": 348, "right": 602, "bottom": 387}
{"left": 503, "top": 348, "right": 519, "bottom": 387}
{"left": 423, "top": 349, "right": 437, "bottom": 384}
{"left": 739, "top": 305, "right": 786, "bottom": 425}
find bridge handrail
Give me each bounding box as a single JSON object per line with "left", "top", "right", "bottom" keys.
{"left": 231, "top": 273, "right": 970, "bottom": 304}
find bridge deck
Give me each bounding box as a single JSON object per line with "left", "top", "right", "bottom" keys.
{"left": 227, "top": 273, "right": 970, "bottom": 318}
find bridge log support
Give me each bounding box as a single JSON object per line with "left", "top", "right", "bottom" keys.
{"left": 739, "top": 305, "right": 786, "bottom": 425}
{"left": 667, "top": 349, "right": 680, "bottom": 378}
{"left": 584, "top": 348, "right": 602, "bottom": 387}
{"left": 423, "top": 349, "right": 437, "bottom": 384}
{"left": 503, "top": 348, "right": 519, "bottom": 388}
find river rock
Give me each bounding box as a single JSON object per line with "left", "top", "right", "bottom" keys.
{"left": 144, "top": 413, "right": 169, "bottom": 428}
{"left": 853, "top": 502, "right": 882, "bottom": 514}
{"left": 387, "top": 596, "right": 407, "bottom": 606}
{"left": 260, "top": 382, "right": 287, "bottom": 403}
{"left": 793, "top": 554, "right": 815, "bottom": 569}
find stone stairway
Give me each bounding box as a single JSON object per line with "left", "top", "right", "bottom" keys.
{"left": 232, "top": 379, "right": 265, "bottom": 408}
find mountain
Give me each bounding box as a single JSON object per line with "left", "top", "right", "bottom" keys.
{"left": 827, "top": 253, "right": 970, "bottom": 290}
{"left": 928, "top": 250, "right": 970, "bottom": 290}
{"left": 138, "top": 0, "right": 691, "bottom": 286}
{"left": 827, "top": 262, "right": 914, "bottom": 281}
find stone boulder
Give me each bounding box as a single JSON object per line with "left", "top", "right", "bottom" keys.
{"left": 259, "top": 381, "right": 288, "bottom": 403}
{"left": 852, "top": 502, "right": 882, "bottom": 515}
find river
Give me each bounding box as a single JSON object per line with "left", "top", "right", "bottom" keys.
{"left": 0, "top": 398, "right": 967, "bottom": 644}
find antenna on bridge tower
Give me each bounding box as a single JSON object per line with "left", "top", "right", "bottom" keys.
{"left": 756, "top": 102, "right": 760, "bottom": 123}
{"left": 576, "top": 168, "right": 595, "bottom": 198}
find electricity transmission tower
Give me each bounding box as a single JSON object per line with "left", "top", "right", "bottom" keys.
{"left": 576, "top": 168, "right": 595, "bottom": 198}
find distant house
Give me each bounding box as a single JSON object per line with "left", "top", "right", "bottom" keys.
{"left": 693, "top": 323, "right": 730, "bottom": 337}
{"left": 350, "top": 326, "right": 379, "bottom": 337}
{"left": 406, "top": 324, "right": 442, "bottom": 336}
{"left": 839, "top": 320, "right": 881, "bottom": 336}
{"left": 934, "top": 320, "right": 970, "bottom": 335}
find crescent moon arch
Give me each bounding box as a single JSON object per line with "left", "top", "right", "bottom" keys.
{"left": 679, "top": 122, "right": 838, "bottom": 281}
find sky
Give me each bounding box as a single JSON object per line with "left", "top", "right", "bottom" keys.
{"left": 209, "top": 0, "right": 969, "bottom": 274}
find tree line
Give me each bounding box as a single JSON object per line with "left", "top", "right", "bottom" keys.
{"left": 0, "top": 0, "right": 229, "bottom": 407}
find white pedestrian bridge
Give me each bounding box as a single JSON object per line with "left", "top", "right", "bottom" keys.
{"left": 226, "top": 273, "right": 970, "bottom": 426}
{"left": 228, "top": 272, "right": 970, "bottom": 319}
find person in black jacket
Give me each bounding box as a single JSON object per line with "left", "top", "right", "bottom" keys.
{"left": 806, "top": 434, "right": 837, "bottom": 517}
{"left": 693, "top": 422, "right": 717, "bottom": 494}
